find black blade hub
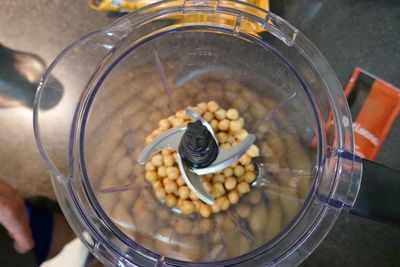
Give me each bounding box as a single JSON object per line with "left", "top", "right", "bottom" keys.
{"left": 178, "top": 120, "right": 218, "bottom": 169}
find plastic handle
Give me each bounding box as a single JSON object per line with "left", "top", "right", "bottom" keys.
{"left": 349, "top": 159, "right": 400, "bottom": 227}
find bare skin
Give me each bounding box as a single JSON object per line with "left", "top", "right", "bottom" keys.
{"left": 0, "top": 179, "right": 34, "bottom": 253}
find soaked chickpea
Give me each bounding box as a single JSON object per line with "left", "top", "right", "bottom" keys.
{"left": 244, "top": 172, "right": 256, "bottom": 183}
{"left": 178, "top": 186, "right": 190, "bottom": 200}
{"left": 165, "top": 194, "right": 177, "bottom": 207}
{"left": 224, "top": 177, "right": 237, "bottom": 191}
{"left": 157, "top": 166, "right": 167, "bottom": 178}
{"left": 145, "top": 171, "right": 158, "bottom": 183}
{"left": 145, "top": 162, "right": 156, "bottom": 171}
{"left": 199, "top": 204, "right": 212, "bottom": 218}
{"left": 163, "top": 155, "right": 174, "bottom": 167}
{"left": 218, "top": 119, "right": 230, "bottom": 131}
{"left": 239, "top": 154, "right": 251, "bottom": 165}
{"left": 180, "top": 200, "right": 195, "bottom": 214}
{"left": 233, "top": 165, "right": 245, "bottom": 177}
{"left": 166, "top": 166, "right": 180, "bottom": 180}
{"left": 212, "top": 174, "right": 225, "bottom": 184}
{"left": 210, "top": 119, "right": 219, "bottom": 131}
{"left": 203, "top": 111, "right": 214, "bottom": 122}
{"left": 155, "top": 187, "right": 166, "bottom": 200}
{"left": 229, "top": 120, "right": 243, "bottom": 133}
{"left": 228, "top": 190, "right": 240, "bottom": 204}
{"left": 246, "top": 144, "right": 260, "bottom": 158}
{"left": 207, "top": 101, "right": 219, "bottom": 112}
{"left": 159, "top": 119, "right": 171, "bottom": 130}
{"left": 237, "top": 182, "right": 250, "bottom": 195}
{"left": 164, "top": 180, "right": 178, "bottom": 194}
{"left": 226, "top": 108, "right": 239, "bottom": 120}
{"left": 151, "top": 154, "right": 163, "bottom": 167}
{"left": 215, "top": 109, "right": 226, "bottom": 120}
{"left": 216, "top": 132, "right": 228, "bottom": 143}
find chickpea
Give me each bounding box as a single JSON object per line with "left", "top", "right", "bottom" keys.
{"left": 237, "top": 182, "right": 250, "bottom": 195}
{"left": 199, "top": 204, "right": 212, "bottom": 218}
{"left": 166, "top": 166, "right": 180, "bottom": 180}
{"left": 163, "top": 155, "right": 174, "bottom": 167}
{"left": 216, "top": 196, "right": 230, "bottom": 211}
{"left": 197, "top": 102, "right": 208, "bottom": 111}
{"left": 223, "top": 167, "right": 233, "bottom": 177}
{"left": 151, "top": 154, "right": 163, "bottom": 167}
{"left": 229, "top": 120, "right": 243, "bottom": 133}
{"left": 145, "top": 135, "right": 153, "bottom": 144}
{"left": 161, "top": 149, "right": 172, "bottom": 155}
{"left": 193, "top": 200, "right": 202, "bottom": 211}
{"left": 176, "top": 109, "right": 188, "bottom": 119}
{"left": 172, "top": 118, "right": 185, "bottom": 127}
{"left": 217, "top": 132, "right": 228, "bottom": 143}
{"left": 155, "top": 187, "right": 166, "bottom": 200}
{"left": 215, "top": 109, "right": 226, "bottom": 120}
{"left": 226, "top": 108, "right": 239, "bottom": 120}
{"left": 207, "top": 101, "right": 219, "bottom": 112}
{"left": 224, "top": 177, "right": 237, "bottom": 191}
{"left": 159, "top": 119, "right": 171, "bottom": 130}
{"left": 211, "top": 203, "right": 220, "bottom": 213}
{"left": 210, "top": 119, "right": 219, "bottom": 131}
{"left": 228, "top": 190, "right": 239, "bottom": 204}
{"left": 244, "top": 172, "right": 256, "bottom": 183}
{"left": 180, "top": 200, "right": 195, "bottom": 214}
{"left": 233, "top": 165, "right": 245, "bottom": 177}
{"left": 203, "top": 181, "right": 212, "bottom": 193}
{"left": 226, "top": 134, "right": 235, "bottom": 144}
{"left": 189, "top": 191, "right": 199, "bottom": 200}
{"left": 179, "top": 186, "right": 190, "bottom": 199}
{"left": 218, "top": 119, "right": 230, "bottom": 131}
{"left": 246, "top": 144, "right": 260, "bottom": 158}
{"left": 156, "top": 166, "right": 167, "bottom": 178}
{"left": 145, "top": 171, "right": 158, "bottom": 182}
{"left": 245, "top": 163, "right": 255, "bottom": 172}
{"left": 212, "top": 183, "right": 226, "bottom": 198}
{"left": 239, "top": 154, "right": 251, "bottom": 165}
{"left": 145, "top": 162, "right": 155, "bottom": 171}
{"left": 153, "top": 180, "right": 162, "bottom": 189}
{"left": 165, "top": 194, "right": 177, "bottom": 207}
{"left": 203, "top": 111, "right": 214, "bottom": 122}
{"left": 236, "top": 129, "right": 248, "bottom": 141}
{"left": 205, "top": 173, "right": 213, "bottom": 179}
{"left": 164, "top": 180, "right": 178, "bottom": 194}
{"left": 212, "top": 174, "right": 225, "bottom": 184}
{"left": 176, "top": 176, "right": 185, "bottom": 186}
{"left": 191, "top": 106, "right": 204, "bottom": 115}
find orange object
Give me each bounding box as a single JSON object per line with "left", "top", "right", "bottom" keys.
{"left": 344, "top": 68, "right": 400, "bottom": 160}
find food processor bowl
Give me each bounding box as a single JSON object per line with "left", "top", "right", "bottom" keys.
{"left": 33, "top": 0, "right": 364, "bottom": 266}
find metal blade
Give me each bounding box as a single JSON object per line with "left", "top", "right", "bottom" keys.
{"left": 137, "top": 125, "right": 187, "bottom": 165}
{"left": 176, "top": 154, "right": 215, "bottom": 205}
{"left": 192, "top": 133, "right": 256, "bottom": 175}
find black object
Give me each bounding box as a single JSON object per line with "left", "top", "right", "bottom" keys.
{"left": 178, "top": 120, "right": 218, "bottom": 169}
{"left": 349, "top": 159, "right": 400, "bottom": 227}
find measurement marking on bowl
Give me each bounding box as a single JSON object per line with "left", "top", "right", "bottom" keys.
{"left": 153, "top": 49, "right": 177, "bottom": 112}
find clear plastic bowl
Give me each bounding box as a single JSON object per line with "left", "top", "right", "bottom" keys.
{"left": 34, "top": 0, "right": 362, "bottom": 266}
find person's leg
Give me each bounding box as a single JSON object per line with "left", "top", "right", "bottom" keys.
{"left": 25, "top": 198, "right": 75, "bottom": 265}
